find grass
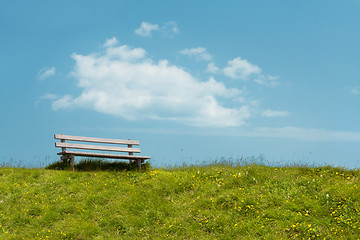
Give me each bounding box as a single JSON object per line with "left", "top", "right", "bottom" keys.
{"left": 45, "top": 158, "right": 151, "bottom": 171}
{"left": 0, "top": 159, "right": 359, "bottom": 239}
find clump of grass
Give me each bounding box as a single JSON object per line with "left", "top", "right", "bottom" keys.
{"left": 45, "top": 158, "right": 151, "bottom": 171}
{"left": 45, "top": 160, "right": 72, "bottom": 170}
{"left": 76, "top": 158, "right": 150, "bottom": 171}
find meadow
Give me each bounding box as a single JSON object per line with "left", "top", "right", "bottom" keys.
{"left": 0, "top": 159, "right": 359, "bottom": 239}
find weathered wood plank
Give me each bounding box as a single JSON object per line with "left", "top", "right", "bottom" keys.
{"left": 54, "top": 134, "right": 140, "bottom": 145}
{"left": 55, "top": 142, "right": 141, "bottom": 153}
{"left": 57, "top": 151, "right": 151, "bottom": 160}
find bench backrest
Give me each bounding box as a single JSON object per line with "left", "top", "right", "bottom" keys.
{"left": 54, "top": 134, "right": 141, "bottom": 154}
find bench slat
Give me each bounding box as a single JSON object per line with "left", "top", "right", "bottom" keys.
{"left": 54, "top": 134, "right": 140, "bottom": 145}
{"left": 55, "top": 142, "right": 141, "bottom": 153}
{"left": 58, "top": 151, "right": 151, "bottom": 160}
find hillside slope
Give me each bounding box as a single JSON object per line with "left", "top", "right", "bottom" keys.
{"left": 0, "top": 164, "right": 359, "bottom": 239}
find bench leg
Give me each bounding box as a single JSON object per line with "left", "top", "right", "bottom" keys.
{"left": 60, "top": 154, "right": 75, "bottom": 171}
{"left": 69, "top": 155, "right": 75, "bottom": 172}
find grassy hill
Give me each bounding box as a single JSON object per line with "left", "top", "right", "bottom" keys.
{"left": 0, "top": 161, "right": 359, "bottom": 239}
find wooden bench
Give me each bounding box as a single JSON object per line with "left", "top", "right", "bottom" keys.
{"left": 54, "top": 134, "right": 151, "bottom": 171}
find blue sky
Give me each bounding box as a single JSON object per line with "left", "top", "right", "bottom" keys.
{"left": 1, "top": 0, "right": 359, "bottom": 168}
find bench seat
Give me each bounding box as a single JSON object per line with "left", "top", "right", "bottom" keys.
{"left": 58, "top": 151, "right": 151, "bottom": 160}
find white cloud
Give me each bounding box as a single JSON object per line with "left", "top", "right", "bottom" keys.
{"left": 52, "top": 38, "right": 251, "bottom": 127}
{"left": 221, "top": 57, "right": 279, "bottom": 86}
{"left": 134, "top": 22, "right": 159, "bottom": 37}
{"left": 34, "top": 93, "right": 58, "bottom": 106}
{"left": 206, "top": 63, "right": 220, "bottom": 73}
{"left": 248, "top": 127, "right": 360, "bottom": 142}
{"left": 162, "top": 21, "right": 180, "bottom": 37}
{"left": 103, "top": 37, "right": 118, "bottom": 47}
{"left": 85, "top": 126, "right": 360, "bottom": 142}
{"left": 52, "top": 95, "right": 73, "bottom": 110}
{"left": 180, "top": 47, "right": 212, "bottom": 61}
{"left": 223, "top": 57, "right": 261, "bottom": 80}
{"left": 105, "top": 45, "right": 146, "bottom": 61}
{"left": 254, "top": 75, "right": 280, "bottom": 86}
{"left": 262, "top": 109, "right": 290, "bottom": 117}
{"left": 41, "top": 93, "right": 58, "bottom": 100}
{"left": 38, "top": 67, "right": 56, "bottom": 80}
{"left": 190, "top": 126, "right": 360, "bottom": 142}
{"left": 350, "top": 86, "right": 360, "bottom": 95}
{"left": 135, "top": 21, "right": 179, "bottom": 38}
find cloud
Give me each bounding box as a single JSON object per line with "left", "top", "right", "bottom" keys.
{"left": 105, "top": 44, "right": 146, "bottom": 61}
{"left": 135, "top": 21, "right": 179, "bottom": 38}
{"left": 180, "top": 47, "right": 212, "bottom": 61}
{"left": 103, "top": 37, "right": 118, "bottom": 47}
{"left": 247, "top": 127, "right": 360, "bottom": 142}
{"left": 40, "top": 93, "right": 58, "bottom": 100}
{"left": 219, "top": 57, "right": 279, "bottom": 86}
{"left": 134, "top": 22, "right": 159, "bottom": 37}
{"left": 254, "top": 75, "right": 280, "bottom": 86}
{"left": 161, "top": 21, "right": 179, "bottom": 37}
{"left": 188, "top": 126, "right": 360, "bottom": 142}
{"left": 38, "top": 67, "right": 55, "bottom": 80}
{"left": 52, "top": 38, "right": 251, "bottom": 127}
{"left": 350, "top": 86, "right": 360, "bottom": 95}
{"left": 34, "top": 93, "right": 58, "bottom": 106}
{"left": 223, "top": 57, "right": 261, "bottom": 80}
{"left": 84, "top": 125, "right": 360, "bottom": 142}
{"left": 262, "top": 109, "right": 290, "bottom": 117}
{"left": 206, "top": 63, "right": 220, "bottom": 73}
{"left": 52, "top": 95, "right": 73, "bottom": 110}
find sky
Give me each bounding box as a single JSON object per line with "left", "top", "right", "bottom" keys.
{"left": 1, "top": 0, "right": 359, "bottom": 169}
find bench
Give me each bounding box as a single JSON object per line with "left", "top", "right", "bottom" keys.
{"left": 54, "top": 134, "right": 151, "bottom": 171}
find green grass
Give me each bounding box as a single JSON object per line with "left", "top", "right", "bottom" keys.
{"left": 0, "top": 160, "right": 359, "bottom": 239}
{"left": 45, "top": 158, "right": 151, "bottom": 171}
